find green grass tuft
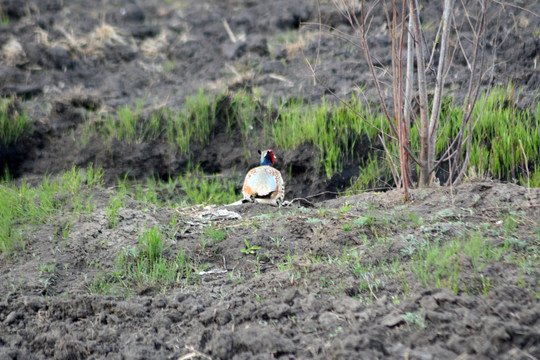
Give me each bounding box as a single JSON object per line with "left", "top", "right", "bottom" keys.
{"left": 0, "top": 97, "right": 31, "bottom": 147}
{"left": 90, "top": 226, "right": 198, "bottom": 296}
{"left": 0, "top": 165, "right": 103, "bottom": 256}
{"left": 412, "top": 231, "right": 503, "bottom": 293}
{"left": 165, "top": 88, "right": 218, "bottom": 153}
{"left": 76, "top": 85, "right": 539, "bottom": 201}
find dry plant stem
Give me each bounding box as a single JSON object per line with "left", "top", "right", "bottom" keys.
{"left": 404, "top": 4, "right": 414, "bottom": 144}
{"left": 393, "top": 0, "right": 411, "bottom": 195}
{"left": 356, "top": 0, "right": 400, "bottom": 140}
{"left": 409, "top": 0, "right": 431, "bottom": 187}
{"left": 428, "top": 0, "right": 453, "bottom": 180}
{"left": 379, "top": 134, "right": 400, "bottom": 187}
{"left": 518, "top": 139, "right": 531, "bottom": 192}
{"left": 451, "top": 0, "right": 488, "bottom": 185}
{"left": 404, "top": 4, "right": 414, "bottom": 188}
{"left": 353, "top": 0, "right": 419, "bottom": 168}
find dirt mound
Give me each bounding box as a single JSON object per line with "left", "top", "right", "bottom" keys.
{"left": 1, "top": 181, "right": 539, "bottom": 359}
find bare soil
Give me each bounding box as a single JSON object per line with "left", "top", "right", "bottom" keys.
{"left": 1, "top": 181, "right": 539, "bottom": 359}
{"left": 1, "top": 1, "right": 540, "bottom": 359}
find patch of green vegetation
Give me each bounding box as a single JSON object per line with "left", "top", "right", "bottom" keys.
{"left": 76, "top": 84, "right": 538, "bottom": 206}
{"left": 165, "top": 88, "right": 218, "bottom": 153}
{"left": 402, "top": 311, "right": 426, "bottom": 329}
{"left": 204, "top": 225, "right": 226, "bottom": 244}
{"left": 274, "top": 84, "right": 539, "bottom": 186}
{"left": 274, "top": 95, "right": 382, "bottom": 179}
{"left": 0, "top": 165, "right": 103, "bottom": 256}
{"left": 439, "top": 84, "right": 540, "bottom": 186}
{"left": 412, "top": 231, "right": 503, "bottom": 293}
{"left": 116, "top": 166, "right": 239, "bottom": 207}
{"left": 0, "top": 14, "right": 9, "bottom": 27}
{"left": 0, "top": 97, "right": 32, "bottom": 147}
{"left": 100, "top": 100, "right": 162, "bottom": 145}
{"left": 226, "top": 89, "right": 261, "bottom": 140}
{"left": 240, "top": 239, "right": 260, "bottom": 255}
{"left": 177, "top": 166, "right": 238, "bottom": 205}
{"left": 353, "top": 214, "right": 376, "bottom": 227}
{"left": 271, "top": 236, "right": 285, "bottom": 249}
{"left": 106, "top": 180, "right": 127, "bottom": 228}
{"left": 89, "top": 226, "right": 197, "bottom": 296}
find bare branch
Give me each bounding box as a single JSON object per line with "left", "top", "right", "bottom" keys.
{"left": 491, "top": 0, "right": 540, "bottom": 18}
{"left": 428, "top": 0, "right": 453, "bottom": 146}
{"left": 410, "top": 0, "right": 431, "bottom": 186}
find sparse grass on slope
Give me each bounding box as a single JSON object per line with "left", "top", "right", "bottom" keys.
{"left": 438, "top": 84, "right": 540, "bottom": 185}
{"left": 75, "top": 85, "right": 539, "bottom": 196}
{"left": 0, "top": 166, "right": 103, "bottom": 256}
{"left": 89, "top": 226, "right": 198, "bottom": 296}
{"left": 0, "top": 96, "right": 32, "bottom": 147}
{"left": 117, "top": 166, "right": 239, "bottom": 207}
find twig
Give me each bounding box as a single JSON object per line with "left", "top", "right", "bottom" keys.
{"left": 222, "top": 19, "right": 237, "bottom": 43}
{"left": 518, "top": 139, "right": 531, "bottom": 195}
{"left": 379, "top": 134, "right": 400, "bottom": 188}
{"left": 490, "top": 0, "right": 540, "bottom": 18}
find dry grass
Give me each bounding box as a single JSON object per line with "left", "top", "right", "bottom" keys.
{"left": 35, "top": 23, "right": 136, "bottom": 59}
{"left": 1, "top": 38, "right": 27, "bottom": 66}
{"left": 140, "top": 31, "right": 168, "bottom": 59}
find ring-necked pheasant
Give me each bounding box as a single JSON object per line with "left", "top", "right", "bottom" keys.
{"left": 241, "top": 149, "right": 285, "bottom": 206}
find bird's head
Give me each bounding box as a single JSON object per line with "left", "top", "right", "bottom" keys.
{"left": 258, "top": 149, "right": 276, "bottom": 166}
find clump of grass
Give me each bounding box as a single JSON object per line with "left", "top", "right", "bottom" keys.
{"left": 0, "top": 96, "right": 32, "bottom": 147}
{"left": 106, "top": 179, "right": 127, "bottom": 228}
{"left": 90, "top": 226, "right": 197, "bottom": 295}
{"left": 100, "top": 100, "right": 162, "bottom": 145}
{"left": 272, "top": 85, "right": 539, "bottom": 186}
{"left": 114, "top": 167, "right": 239, "bottom": 208}
{"left": 0, "top": 13, "right": 9, "bottom": 27}
{"left": 164, "top": 88, "right": 218, "bottom": 153}
{"left": 412, "top": 232, "right": 503, "bottom": 293}
{"left": 204, "top": 225, "right": 226, "bottom": 244}
{"left": 0, "top": 165, "right": 103, "bottom": 256}
{"left": 177, "top": 166, "right": 239, "bottom": 205}
{"left": 273, "top": 94, "right": 387, "bottom": 179}
{"left": 226, "top": 89, "right": 261, "bottom": 140}
{"left": 438, "top": 84, "right": 540, "bottom": 185}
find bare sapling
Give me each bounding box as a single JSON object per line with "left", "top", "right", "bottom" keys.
{"left": 304, "top": 0, "right": 491, "bottom": 196}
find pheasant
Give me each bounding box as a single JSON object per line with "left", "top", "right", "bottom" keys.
{"left": 241, "top": 149, "right": 285, "bottom": 206}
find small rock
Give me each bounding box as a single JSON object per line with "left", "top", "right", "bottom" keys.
{"left": 4, "top": 311, "right": 20, "bottom": 325}
{"left": 420, "top": 296, "right": 439, "bottom": 311}
{"left": 432, "top": 288, "right": 456, "bottom": 303}
{"left": 50, "top": 45, "right": 73, "bottom": 71}
{"left": 380, "top": 313, "right": 405, "bottom": 327}
{"left": 221, "top": 41, "right": 247, "bottom": 60}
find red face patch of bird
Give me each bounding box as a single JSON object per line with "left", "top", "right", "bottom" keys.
{"left": 258, "top": 149, "right": 275, "bottom": 166}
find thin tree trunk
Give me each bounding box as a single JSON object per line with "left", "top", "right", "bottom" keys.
{"left": 428, "top": 0, "right": 453, "bottom": 180}
{"left": 404, "top": 1, "right": 414, "bottom": 186}
{"left": 409, "top": 0, "right": 430, "bottom": 186}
